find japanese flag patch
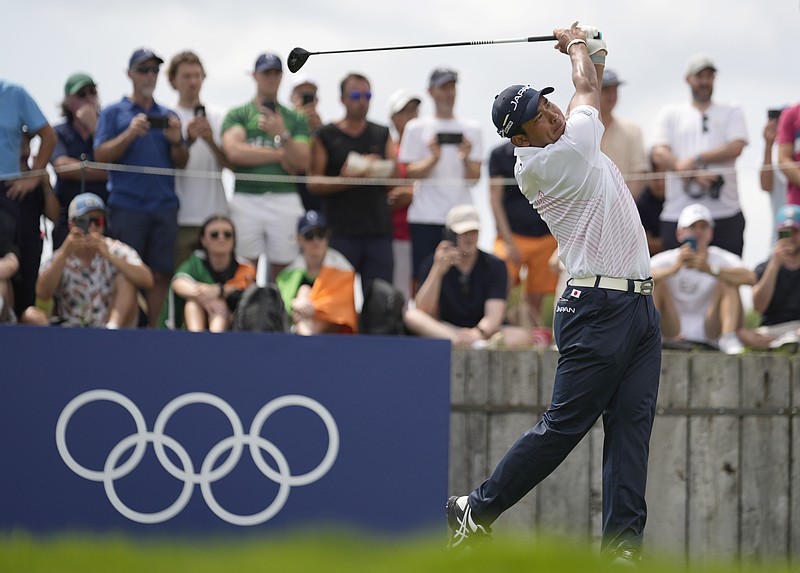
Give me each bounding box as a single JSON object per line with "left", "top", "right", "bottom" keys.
{"left": 570, "top": 289, "right": 582, "bottom": 299}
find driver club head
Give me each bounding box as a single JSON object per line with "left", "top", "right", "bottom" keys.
{"left": 287, "top": 47, "right": 311, "bottom": 73}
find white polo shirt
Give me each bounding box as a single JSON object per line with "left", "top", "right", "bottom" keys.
{"left": 515, "top": 104, "right": 651, "bottom": 280}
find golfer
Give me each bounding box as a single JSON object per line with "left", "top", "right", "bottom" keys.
{"left": 446, "top": 23, "right": 661, "bottom": 566}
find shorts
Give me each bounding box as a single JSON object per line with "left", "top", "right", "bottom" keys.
{"left": 494, "top": 233, "right": 559, "bottom": 294}
{"left": 109, "top": 207, "right": 178, "bottom": 274}
{"left": 229, "top": 192, "right": 303, "bottom": 264}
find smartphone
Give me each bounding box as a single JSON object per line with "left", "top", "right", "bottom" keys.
{"left": 73, "top": 218, "right": 91, "bottom": 234}
{"left": 442, "top": 227, "right": 458, "bottom": 243}
{"left": 778, "top": 228, "right": 792, "bottom": 240}
{"left": 147, "top": 114, "right": 170, "bottom": 129}
{"left": 768, "top": 109, "right": 782, "bottom": 121}
{"left": 301, "top": 92, "right": 315, "bottom": 105}
{"left": 262, "top": 99, "right": 277, "bottom": 112}
{"left": 194, "top": 104, "right": 206, "bottom": 117}
{"left": 683, "top": 237, "right": 697, "bottom": 251}
{"left": 437, "top": 132, "right": 463, "bottom": 145}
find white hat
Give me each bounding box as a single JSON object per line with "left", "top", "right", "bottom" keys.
{"left": 387, "top": 89, "right": 421, "bottom": 116}
{"left": 289, "top": 74, "right": 318, "bottom": 94}
{"left": 685, "top": 53, "right": 717, "bottom": 76}
{"left": 678, "top": 203, "right": 715, "bottom": 229}
{"left": 446, "top": 204, "right": 481, "bottom": 234}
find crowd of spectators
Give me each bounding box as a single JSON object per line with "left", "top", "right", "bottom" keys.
{"left": 2, "top": 47, "right": 799, "bottom": 353}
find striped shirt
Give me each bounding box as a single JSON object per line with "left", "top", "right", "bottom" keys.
{"left": 515, "top": 105, "right": 651, "bottom": 280}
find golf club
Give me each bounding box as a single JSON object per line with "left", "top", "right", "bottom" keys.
{"left": 287, "top": 35, "right": 558, "bottom": 73}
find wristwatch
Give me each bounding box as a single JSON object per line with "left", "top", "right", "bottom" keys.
{"left": 708, "top": 264, "right": 720, "bottom": 277}
{"left": 273, "top": 131, "right": 292, "bottom": 148}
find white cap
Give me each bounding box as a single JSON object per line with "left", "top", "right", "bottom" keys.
{"left": 678, "top": 203, "right": 715, "bottom": 229}
{"left": 289, "top": 74, "right": 318, "bottom": 95}
{"left": 446, "top": 204, "right": 481, "bottom": 234}
{"left": 387, "top": 89, "right": 422, "bottom": 116}
{"left": 685, "top": 53, "right": 716, "bottom": 76}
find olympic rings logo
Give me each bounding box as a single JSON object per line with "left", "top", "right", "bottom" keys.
{"left": 55, "top": 390, "right": 339, "bottom": 526}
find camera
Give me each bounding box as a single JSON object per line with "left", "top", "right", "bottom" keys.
{"left": 73, "top": 218, "right": 91, "bottom": 234}
{"left": 778, "top": 228, "right": 792, "bottom": 240}
{"left": 768, "top": 109, "right": 782, "bottom": 121}
{"left": 301, "top": 92, "right": 315, "bottom": 105}
{"left": 193, "top": 105, "right": 206, "bottom": 117}
{"left": 437, "top": 132, "right": 463, "bottom": 145}
{"left": 147, "top": 114, "right": 170, "bottom": 129}
{"left": 441, "top": 227, "right": 458, "bottom": 243}
{"left": 707, "top": 175, "right": 724, "bottom": 199}
{"left": 683, "top": 237, "right": 697, "bottom": 251}
{"left": 262, "top": 99, "right": 277, "bottom": 112}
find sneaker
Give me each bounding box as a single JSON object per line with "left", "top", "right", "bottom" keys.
{"left": 768, "top": 331, "right": 800, "bottom": 352}
{"left": 446, "top": 495, "right": 491, "bottom": 550}
{"left": 717, "top": 332, "right": 744, "bottom": 355}
{"left": 610, "top": 547, "right": 641, "bottom": 568}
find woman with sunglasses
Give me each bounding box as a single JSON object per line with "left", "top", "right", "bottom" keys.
{"left": 159, "top": 215, "right": 255, "bottom": 332}
{"left": 276, "top": 210, "right": 358, "bottom": 335}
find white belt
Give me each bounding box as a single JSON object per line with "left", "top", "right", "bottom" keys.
{"left": 568, "top": 276, "right": 654, "bottom": 296}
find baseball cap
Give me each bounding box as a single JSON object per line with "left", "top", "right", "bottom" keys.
{"left": 68, "top": 193, "right": 107, "bottom": 220}
{"left": 491, "top": 84, "right": 554, "bottom": 138}
{"left": 129, "top": 48, "right": 164, "bottom": 69}
{"left": 429, "top": 67, "right": 458, "bottom": 88}
{"left": 297, "top": 210, "right": 328, "bottom": 234}
{"left": 686, "top": 53, "right": 716, "bottom": 76}
{"left": 677, "top": 203, "right": 715, "bottom": 229}
{"left": 446, "top": 204, "right": 481, "bottom": 234}
{"left": 289, "top": 74, "right": 317, "bottom": 94}
{"left": 387, "top": 89, "right": 422, "bottom": 116}
{"left": 602, "top": 69, "right": 624, "bottom": 88}
{"left": 776, "top": 205, "right": 800, "bottom": 230}
{"left": 64, "top": 72, "right": 96, "bottom": 96}
{"left": 255, "top": 53, "right": 282, "bottom": 73}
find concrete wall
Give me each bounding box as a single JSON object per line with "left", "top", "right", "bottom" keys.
{"left": 449, "top": 348, "right": 799, "bottom": 564}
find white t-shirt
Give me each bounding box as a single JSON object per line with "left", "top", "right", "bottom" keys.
{"left": 516, "top": 105, "right": 651, "bottom": 280}
{"left": 174, "top": 104, "right": 228, "bottom": 226}
{"left": 398, "top": 116, "right": 483, "bottom": 224}
{"left": 651, "top": 101, "right": 748, "bottom": 221}
{"left": 650, "top": 245, "right": 743, "bottom": 343}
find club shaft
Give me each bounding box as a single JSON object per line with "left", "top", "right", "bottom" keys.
{"left": 310, "top": 35, "right": 557, "bottom": 56}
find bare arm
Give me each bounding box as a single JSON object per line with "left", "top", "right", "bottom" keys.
{"left": 52, "top": 156, "right": 107, "bottom": 182}
{"left": 0, "top": 252, "right": 19, "bottom": 280}
{"left": 778, "top": 142, "right": 800, "bottom": 188}
{"left": 552, "top": 26, "right": 601, "bottom": 114}
{"left": 306, "top": 137, "right": 351, "bottom": 196}
{"left": 752, "top": 256, "right": 781, "bottom": 314}
{"left": 94, "top": 113, "right": 149, "bottom": 164}
{"left": 221, "top": 125, "right": 285, "bottom": 167}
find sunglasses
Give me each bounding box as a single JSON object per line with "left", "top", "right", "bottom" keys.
{"left": 134, "top": 66, "right": 160, "bottom": 75}
{"left": 76, "top": 87, "right": 97, "bottom": 98}
{"left": 348, "top": 90, "right": 372, "bottom": 101}
{"left": 302, "top": 229, "right": 327, "bottom": 241}
{"left": 209, "top": 230, "right": 233, "bottom": 240}
{"left": 73, "top": 215, "right": 105, "bottom": 228}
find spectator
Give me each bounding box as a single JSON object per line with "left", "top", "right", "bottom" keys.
{"left": 387, "top": 89, "right": 421, "bottom": 302}
{"left": 636, "top": 158, "right": 667, "bottom": 255}
{"left": 738, "top": 205, "right": 800, "bottom": 351}
{"left": 0, "top": 79, "right": 57, "bottom": 259}
{"left": 404, "top": 204, "right": 507, "bottom": 347}
{"left": 21, "top": 193, "right": 153, "bottom": 328}
{"left": 51, "top": 72, "right": 108, "bottom": 249}
{"left": 288, "top": 75, "right": 323, "bottom": 213}
{"left": 776, "top": 103, "right": 800, "bottom": 207}
{"left": 651, "top": 54, "right": 748, "bottom": 256}
{"left": 221, "top": 52, "right": 311, "bottom": 281}
{"left": 308, "top": 72, "right": 395, "bottom": 288}
{"left": 159, "top": 215, "right": 255, "bottom": 332}
{"left": 50, "top": 72, "right": 108, "bottom": 250}
{"left": 488, "top": 140, "right": 558, "bottom": 327}
{"left": 276, "top": 210, "right": 358, "bottom": 335}
{"left": 0, "top": 238, "right": 19, "bottom": 323}
{"left": 164, "top": 51, "right": 229, "bottom": 267}
{"left": 761, "top": 108, "right": 787, "bottom": 227}
{"left": 94, "top": 48, "right": 189, "bottom": 327}
{"left": 599, "top": 69, "right": 648, "bottom": 199}
{"left": 650, "top": 203, "right": 755, "bottom": 354}
{"left": 15, "top": 132, "right": 60, "bottom": 316}
{"left": 398, "top": 67, "right": 483, "bottom": 276}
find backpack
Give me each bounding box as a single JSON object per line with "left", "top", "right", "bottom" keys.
{"left": 232, "top": 284, "right": 291, "bottom": 333}
{"left": 359, "top": 278, "right": 405, "bottom": 335}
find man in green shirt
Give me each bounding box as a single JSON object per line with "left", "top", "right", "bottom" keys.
{"left": 222, "top": 52, "right": 311, "bottom": 279}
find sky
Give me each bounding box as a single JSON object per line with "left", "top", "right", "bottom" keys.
{"left": 4, "top": 0, "right": 798, "bottom": 272}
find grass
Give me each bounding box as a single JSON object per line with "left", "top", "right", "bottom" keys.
{"left": 0, "top": 530, "right": 794, "bottom": 573}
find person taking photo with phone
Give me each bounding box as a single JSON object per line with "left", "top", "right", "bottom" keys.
{"left": 20, "top": 193, "right": 153, "bottom": 328}
{"left": 94, "top": 47, "right": 188, "bottom": 327}
{"left": 650, "top": 203, "right": 755, "bottom": 354}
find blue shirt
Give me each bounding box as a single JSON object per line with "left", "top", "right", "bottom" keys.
{"left": 0, "top": 80, "right": 48, "bottom": 180}
{"left": 94, "top": 97, "right": 179, "bottom": 211}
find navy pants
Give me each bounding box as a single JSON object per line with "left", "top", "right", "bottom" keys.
{"left": 468, "top": 283, "right": 662, "bottom": 553}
